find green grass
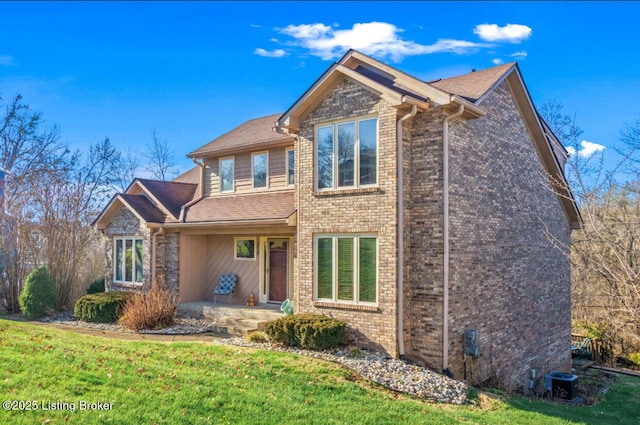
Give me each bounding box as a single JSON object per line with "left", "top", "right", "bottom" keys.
{"left": 1, "top": 320, "right": 639, "bottom": 425}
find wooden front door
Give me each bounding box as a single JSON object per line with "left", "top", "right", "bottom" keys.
{"left": 267, "top": 239, "right": 288, "bottom": 303}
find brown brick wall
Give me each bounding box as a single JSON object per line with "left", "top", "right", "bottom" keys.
{"left": 296, "top": 78, "right": 400, "bottom": 356}
{"left": 103, "top": 206, "right": 180, "bottom": 296}
{"left": 444, "top": 82, "right": 572, "bottom": 390}
{"left": 403, "top": 107, "right": 446, "bottom": 366}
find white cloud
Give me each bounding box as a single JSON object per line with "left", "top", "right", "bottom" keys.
{"left": 474, "top": 24, "right": 532, "bottom": 43}
{"left": 492, "top": 58, "right": 504, "bottom": 65}
{"left": 0, "top": 55, "right": 16, "bottom": 66}
{"left": 278, "top": 22, "right": 488, "bottom": 62}
{"left": 566, "top": 140, "right": 606, "bottom": 158}
{"left": 510, "top": 51, "right": 528, "bottom": 59}
{"left": 254, "top": 48, "right": 287, "bottom": 58}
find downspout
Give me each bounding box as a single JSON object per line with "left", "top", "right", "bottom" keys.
{"left": 294, "top": 136, "right": 301, "bottom": 314}
{"left": 397, "top": 102, "right": 417, "bottom": 359}
{"left": 151, "top": 226, "right": 164, "bottom": 285}
{"left": 179, "top": 158, "right": 205, "bottom": 222}
{"left": 442, "top": 104, "right": 464, "bottom": 373}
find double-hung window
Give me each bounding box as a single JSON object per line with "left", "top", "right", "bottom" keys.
{"left": 315, "top": 235, "right": 377, "bottom": 304}
{"left": 114, "top": 237, "right": 143, "bottom": 285}
{"left": 220, "top": 157, "right": 235, "bottom": 192}
{"left": 316, "top": 117, "right": 378, "bottom": 190}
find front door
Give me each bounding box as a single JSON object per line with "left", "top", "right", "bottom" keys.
{"left": 266, "top": 239, "right": 288, "bottom": 303}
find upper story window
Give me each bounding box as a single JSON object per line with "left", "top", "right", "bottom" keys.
{"left": 286, "top": 148, "right": 294, "bottom": 186}
{"left": 220, "top": 157, "right": 234, "bottom": 192}
{"left": 114, "top": 237, "right": 143, "bottom": 285}
{"left": 252, "top": 152, "right": 268, "bottom": 189}
{"left": 316, "top": 117, "right": 378, "bottom": 190}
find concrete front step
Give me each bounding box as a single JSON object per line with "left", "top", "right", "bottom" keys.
{"left": 178, "top": 301, "right": 284, "bottom": 337}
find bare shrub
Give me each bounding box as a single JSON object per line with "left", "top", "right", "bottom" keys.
{"left": 119, "top": 283, "right": 177, "bottom": 331}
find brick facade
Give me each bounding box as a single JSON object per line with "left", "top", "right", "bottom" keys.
{"left": 98, "top": 57, "right": 574, "bottom": 392}
{"left": 295, "top": 78, "right": 400, "bottom": 356}
{"left": 103, "top": 206, "right": 179, "bottom": 296}
{"left": 444, "top": 82, "right": 571, "bottom": 390}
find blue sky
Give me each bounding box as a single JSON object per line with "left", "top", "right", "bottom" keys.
{"left": 1, "top": 1, "right": 637, "bottom": 175}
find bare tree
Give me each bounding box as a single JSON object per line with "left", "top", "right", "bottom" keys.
{"left": 113, "top": 147, "right": 140, "bottom": 192}
{"left": 542, "top": 100, "right": 640, "bottom": 359}
{"left": 144, "top": 129, "right": 178, "bottom": 180}
{"left": 0, "top": 95, "right": 66, "bottom": 312}
{"left": 34, "top": 138, "right": 120, "bottom": 308}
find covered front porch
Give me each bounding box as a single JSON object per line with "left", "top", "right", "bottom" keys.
{"left": 178, "top": 301, "right": 284, "bottom": 336}
{"left": 176, "top": 227, "right": 295, "bottom": 307}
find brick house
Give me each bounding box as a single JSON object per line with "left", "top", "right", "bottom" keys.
{"left": 95, "top": 50, "right": 581, "bottom": 390}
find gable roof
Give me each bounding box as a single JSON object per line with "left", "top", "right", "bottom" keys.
{"left": 278, "top": 50, "right": 484, "bottom": 131}
{"left": 119, "top": 194, "right": 167, "bottom": 223}
{"left": 430, "top": 63, "right": 515, "bottom": 103}
{"left": 173, "top": 166, "right": 200, "bottom": 184}
{"left": 187, "top": 114, "right": 294, "bottom": 158}
{"left": 134, "top": 178, "right": 197, "bottom": 219}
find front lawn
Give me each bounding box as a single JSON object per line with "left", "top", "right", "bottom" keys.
{"left": 0, "top": 319, "right": 638, "bottom": 424}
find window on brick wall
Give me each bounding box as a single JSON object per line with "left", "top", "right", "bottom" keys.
{"left": 314, "top": 235, "right": 377, "bottom": 304}
{"left": 114, "top": 237, "right": 143, "bottom": 285}
{"left": 316, "top": 117, "right": 378, "bottom": 190}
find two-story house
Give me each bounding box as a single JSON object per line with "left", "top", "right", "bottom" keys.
{"left": 95, "top": 50, "right": 581, "bottom": 391}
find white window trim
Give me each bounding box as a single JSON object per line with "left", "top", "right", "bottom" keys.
{"left": 113, "top": 236, "right": 144, "bottom": 285}
{"left": 286, "top": 148, "right": 295, "bottom": 187}
{"left": 251, "top": 151, "right": 269, "bottom": 190}
{"left": 313, "top": 234, "right": 378, "bottom": 306}
{"left": 314, "top": 115, "right": 379, "bottom": 192}
{"left": 234, "top": 237, "right": 257, "bottom": 261}
{"left": 219, "top": 156, "right": 235, "bottom": 193}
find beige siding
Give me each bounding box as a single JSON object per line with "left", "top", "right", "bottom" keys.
{"left": 202, "top": 146, "right": 292, "bottom": 197}
{"left": 179, "top": 235, "right": 208, "bottom": 302}
{"left": 203, "top": 235, "right": 260, "bottom": 303}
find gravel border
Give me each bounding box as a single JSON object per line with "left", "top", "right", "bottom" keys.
{"left": 40, "top": 312, "right": 468, "bottom": 404}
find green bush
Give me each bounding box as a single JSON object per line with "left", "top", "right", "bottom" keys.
{"left": 87, "top": 277, "right": 105, "bottom": 294}
{"left": 18, "top": 266, "right": 58, "bottom": 318}
{"left": 264, "top": 314, "right": 346, "bottom": 350}
{"left": 629, "top": 353, "right": 640, "bottom": 367}
{"left": 74, "top": 291, "right": 132, "bottom": 323}
{"left": 246, "top": 331, "right": 269, "bottom": 343}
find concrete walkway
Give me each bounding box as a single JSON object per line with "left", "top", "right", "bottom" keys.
{"left": 0, "top": 314, "right": 227, "bottom": 344}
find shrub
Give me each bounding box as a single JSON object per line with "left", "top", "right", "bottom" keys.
{"left": 18, "top": 266, "right": 58, "bottom": 318}
{"left": 246, "top": 331, "right": 269, "bottom": 343}
{"left": 629, "top": 352, "right": 640, "bottom": 367}
{"left": 87, "top": 277, "right": 105, "bottom": 294}
{"left": 74, "top": 291, "right": 132, "bottom": 323}
{"left": 264, "top": 314, "right": 346, "bottom": 350}
{"left": 119, "top": 283, "right": 177, "bottom": 331}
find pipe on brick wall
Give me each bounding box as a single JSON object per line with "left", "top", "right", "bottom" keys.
{"left": 442, "top": 104, "right": 465, "bottom": 372}
{"left": 151, "top": 226, "right": 164, "bottom": 284}
{"left": 397, "top": 102, "right": 417, "bottom": 358}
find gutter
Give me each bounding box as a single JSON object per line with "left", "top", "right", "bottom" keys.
{"left": 179, "top": 158, "right": 205, "bottom": 222}
{"left": 442, "top": 104, "right": 465, "bottom": 373}
{"left": 397, "top": 100, "right": 418, "bottom": 359}
{"left": 161, "top": 217, "right": 294, "bottom": 229}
